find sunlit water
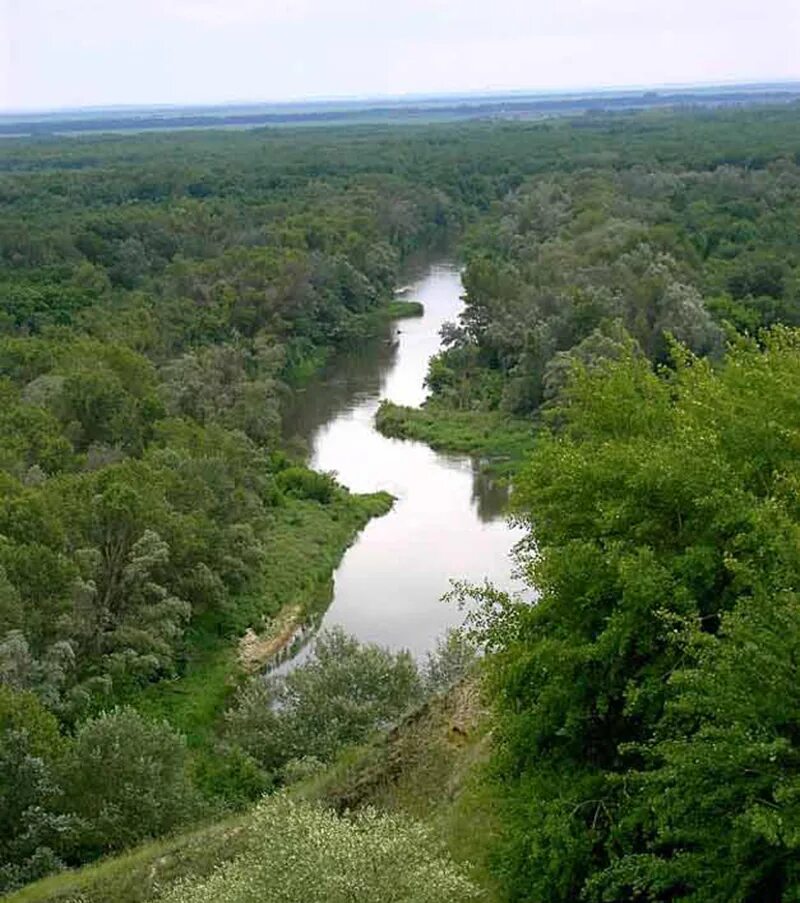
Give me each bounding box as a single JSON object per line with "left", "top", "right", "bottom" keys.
{"left": 280, "top": 263, "right": 526, "bottom": 662}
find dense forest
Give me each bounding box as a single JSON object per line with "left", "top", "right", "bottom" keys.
{"left": 426, "top": 151, "right": 800, "bottom": 413}
{"left": 3, "top": 104, "right": 800, "bottom": 901}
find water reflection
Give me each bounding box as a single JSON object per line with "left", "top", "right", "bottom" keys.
{"left": 282, "top": 327, "right": 398, "bottom": 450}
{"left": 470, "top": 462, "right": 514, "bottom": 522}
{"left": 279, "top": 263, "right": 526, "bottom": 660}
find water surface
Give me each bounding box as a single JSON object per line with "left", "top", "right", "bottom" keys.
{"left": 282, "top": 263, "right": 525, "bottom": 659}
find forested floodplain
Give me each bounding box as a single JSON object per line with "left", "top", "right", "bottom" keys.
{"left": 4, "top": 105, "right": 800, "bottom": 901}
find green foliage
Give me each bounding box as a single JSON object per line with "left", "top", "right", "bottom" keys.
{"left": 0, "top": 698, "right": 204, "bottom": 893}
{"left": 421, "top": 629, "right": 480, "bottom": 696}
{"left": 587, "top": 591, "right": 800, "bottom": 902}
{"left": 0, "top": 687, "right": 72, "bottom": 893}
{"left": 381, "top": 299, "right": 425, "bottom": 319}
{"left": 436, "top": 156, "right": 800, "bottom": 415}
{"left": 3, "top": 813, "right": 253, "bottom": 903}
{"left": 0, "top": 684, "right": 64, "bottom": 754}
{"left": 3, "top": 673, "right": 490, "bottom": 903}
{"left": 133, "top": 489, "right": 391, "bottom": 799}
{"left": 276, "top": 466, "right": 338, "bottom": 504}
{"left": 59, "top": 708, "right": 200, "bottom": 859}
{"left": 471, "top": 330, "right": 800, "bottom": 901}
{"left": 159, "top": 795, "right": 479, "bottom": 903}
{"left": 159, "top": 339, "right": 283, "bottom": 445}
{"left": 224, "top": 628, "right": 423, "bottom": 775}
{"left": 5, "top": 105, "right": 800, "bottom": 896}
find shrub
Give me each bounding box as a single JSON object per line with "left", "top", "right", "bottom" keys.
{"left": 276, "top": 466, "right": 338, "bottom": 503}
{"left": 422, "top": 629, "right": 479, "bottom": 695}
{"left": 224, "top": 628, "right": 422, "bottom": 773}
{"left": 159, "top": 794, "right": 480, "bottom": 903}
{"left": 59, "top": 708, "right": 200, "bottom": 857}
{"left": 0, "top": 686, "right": 72, "bottom": 894}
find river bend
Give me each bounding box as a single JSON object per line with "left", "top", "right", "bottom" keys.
{"left": 281, "top": 263, "right": 525, "bottom": 660}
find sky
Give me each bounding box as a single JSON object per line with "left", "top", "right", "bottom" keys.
{"left": 2, "top": 0, "right": 799, "bottom": 111}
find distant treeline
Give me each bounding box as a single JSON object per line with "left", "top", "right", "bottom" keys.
{"left": 2, "top": 86, "right": 799, "bottom": 136}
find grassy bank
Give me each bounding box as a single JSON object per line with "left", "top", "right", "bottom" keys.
{"left": 124, "top": 292, "right": 418, "bottom": 781}
{"left": 339, "top": 298, "right": 425, "bottom": 347}
{"left": 380, "top": 299, "right": 425, "bottom": 319}
{"left": 376, "top": 400, "right": 535, "bottom": 479}
{"left": 7, "top": 678, "right": 495, "bottom": 903}
{"left": 4, "top": 812, "right": 253, "bottom": 903}
{"left": 131, "top": 488, "right": 393, "bottom": 780}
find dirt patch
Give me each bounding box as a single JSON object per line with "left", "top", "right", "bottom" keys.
{"left": 238, "top": 606, "right": 303, "bottom": 671}
{"left": 307, "top": 675, "right": 490, "bottom": 814}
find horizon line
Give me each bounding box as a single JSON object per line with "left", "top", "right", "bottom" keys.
{"left": 3, "top": 76, "right": 800, "bottom": 118}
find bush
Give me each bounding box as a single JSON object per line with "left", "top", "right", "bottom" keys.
{"left": 477, "top": 331, "right": 800, "bottom": 900}
{"left": 276, "top": 466, "right": 338, "bottom": 504}
{"left": 422, "top": 629, "right": 479, "bottom": 695}
{"left": 59, "top": 708, "right": 200, "bottom": 857}
{"left": 159, "top": 794, "right": 479, "bottom": 903}
{"left": 0, "top": 687, "right": 72, "bottom": 894}
{"left": 224, "top": 628, "right": 422, "bottom": 774}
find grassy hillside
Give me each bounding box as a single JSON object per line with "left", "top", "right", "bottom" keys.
{"left": 5, "top": 678, "right": 495, "bottom": 903}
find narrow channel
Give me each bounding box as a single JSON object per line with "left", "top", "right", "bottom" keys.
{"left": 281, "top": 262, "right": 526, "bottom": 660}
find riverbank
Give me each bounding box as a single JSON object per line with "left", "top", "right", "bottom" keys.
{"left": 282, "top": 299, "right": 425, "bottom": 386}
{"left": 131, "top": 486, "right": 392, "bottom": 794}
{"left": 123, "top": 291, "right": 422, "bottom": 784}
{"left": 128, "top": 262, "right": 526, "bottom": 801}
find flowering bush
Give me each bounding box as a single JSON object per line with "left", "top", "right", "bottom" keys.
{"left": 159, "top": 795, "right": 479, "bottom": 903}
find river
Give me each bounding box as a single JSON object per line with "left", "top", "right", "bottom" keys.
{"left": 281, "top": 262, "right": 526, "bottom": 662}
